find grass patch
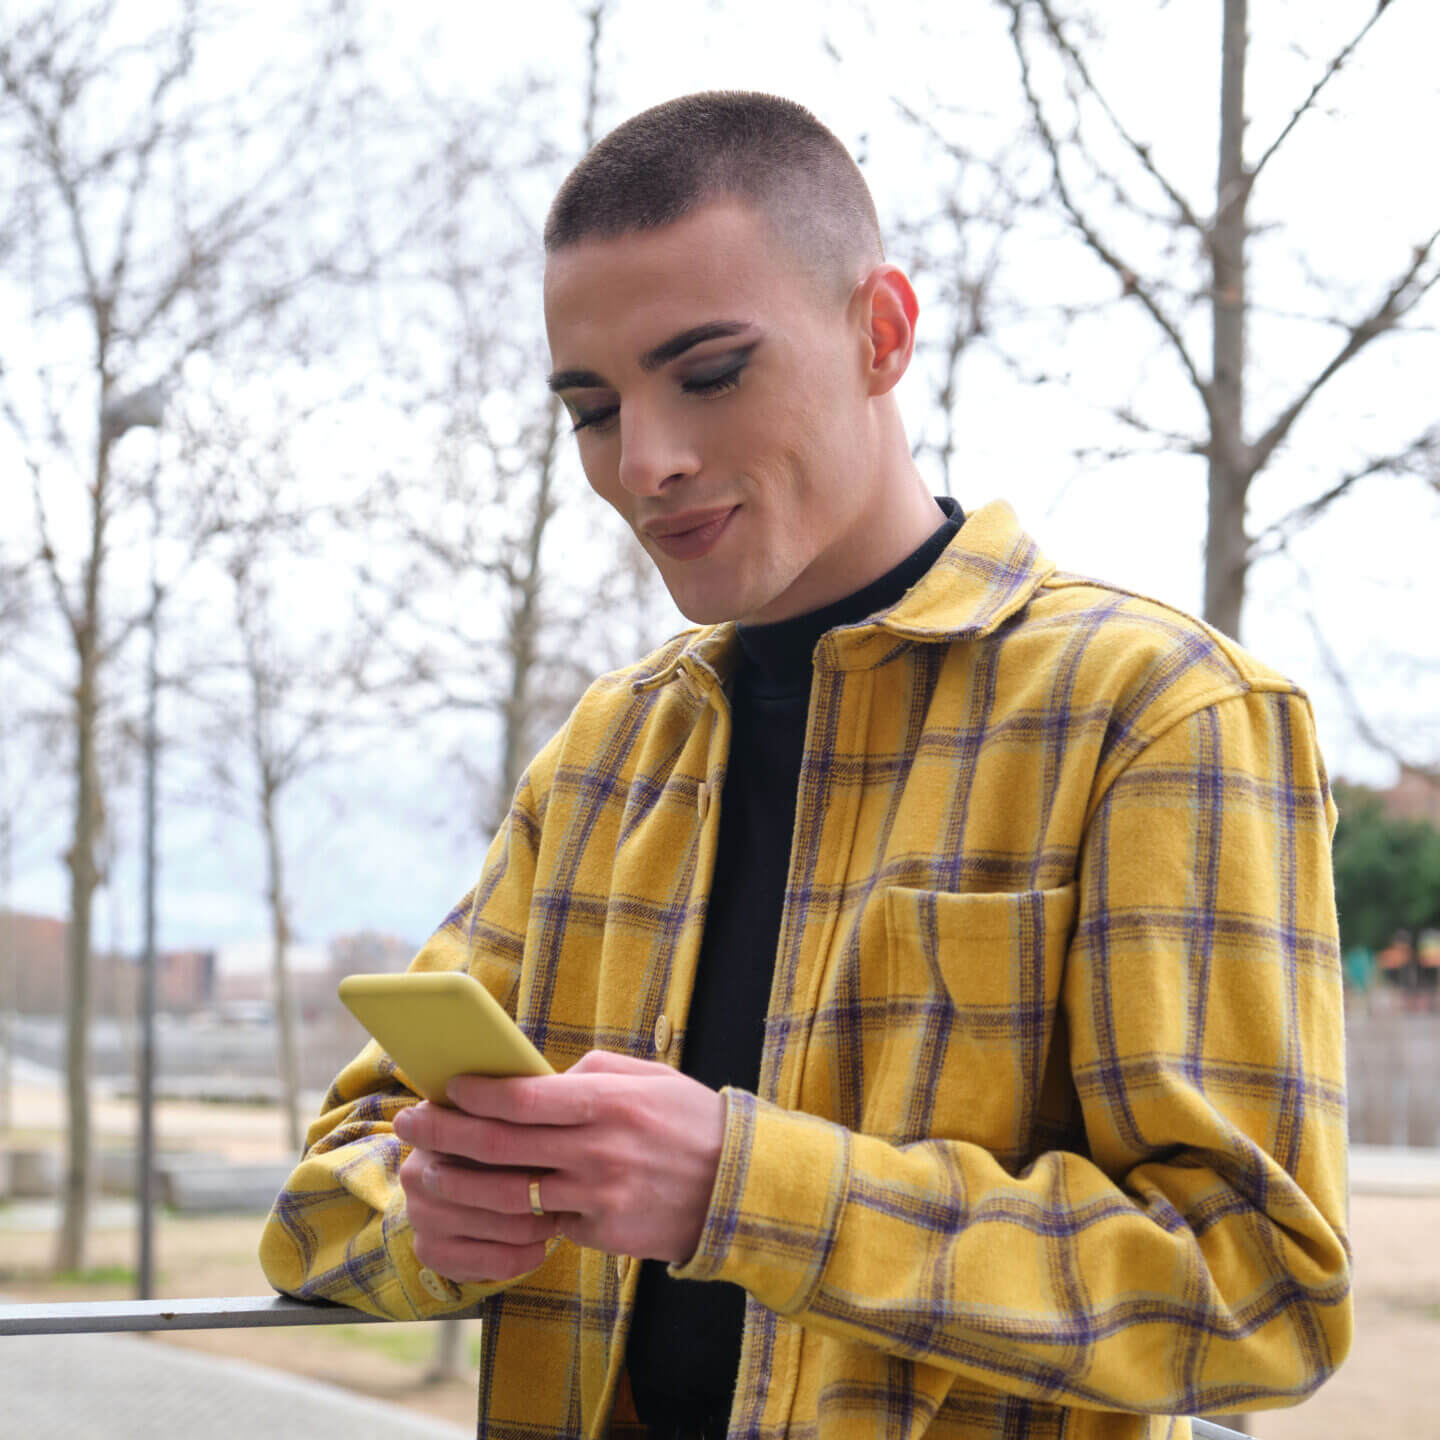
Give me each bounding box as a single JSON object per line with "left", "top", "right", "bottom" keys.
{"left": 53, "top": 1263, "right": 137, "bottom": 1286}
{"left": 331, "top": 1319, "right": 481, "bottom": 1369}
{"left": 0, "top": 1130, "right": 60, "bottom": 1146}
{"left": 1382, "top": 1293, "right": 1440, "bottom": 1322}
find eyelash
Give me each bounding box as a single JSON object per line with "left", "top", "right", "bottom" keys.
{"left": 570, "top": 358, "right": 749, "bottom": 434}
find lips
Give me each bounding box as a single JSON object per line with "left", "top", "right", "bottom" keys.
{"left": 641, "top": 506, "right": 738, "bottom": 561}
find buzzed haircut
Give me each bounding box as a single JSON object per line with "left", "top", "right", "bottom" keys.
{"left": 544, "top": 91, "right": 884, "bottom": 300}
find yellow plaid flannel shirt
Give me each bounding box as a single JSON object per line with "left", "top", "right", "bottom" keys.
{"left": 261, "top": 501, "right": 1352, "bottom": 1439}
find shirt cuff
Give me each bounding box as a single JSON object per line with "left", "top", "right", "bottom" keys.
{"left": 668, "top": 1087, "right": 852, "bottom": 1317}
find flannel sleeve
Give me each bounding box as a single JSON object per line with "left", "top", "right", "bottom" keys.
{"left": 258, "top": 761, "right": 551, "bottom": 1320}
{"left": 672, "top": 686, "right": 1353, "bottom": 1416}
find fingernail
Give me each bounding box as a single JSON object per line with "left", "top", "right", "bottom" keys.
{"left": 393, "top": 1108, "right": 414, "bottom": 1140}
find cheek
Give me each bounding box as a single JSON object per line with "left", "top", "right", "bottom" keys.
{"left": 578, "top": 444, "right": 626, "bottom": 512}
{"left": 751, "top": 398, "right": 835, "bottom": 520}
{"left": 736, "top": 381, "right": 827, "bottom": 473}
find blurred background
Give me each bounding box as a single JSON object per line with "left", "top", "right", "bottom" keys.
{"left": 1, "top": 1, "right": 1436, "bottom": 1435}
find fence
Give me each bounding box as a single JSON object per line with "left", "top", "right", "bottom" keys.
{"left": 1344, "top": 1006, "right": 1440, "bottom": 1147}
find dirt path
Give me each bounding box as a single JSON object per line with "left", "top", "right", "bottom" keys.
{"left": 1248, "top": 1193, "right": 1439, "bottom": 1439}
{"left": 8, "top": 1079, "right": 299, "bottom": 1161}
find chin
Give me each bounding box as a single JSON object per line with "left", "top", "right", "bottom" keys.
{"left": 662, "top": 562, "right": 791, "bottom": 628}
{"left": 669, "top": 592, "right": 745, "bottom": 626}
{"left": 660, "top": 573, "right": 758, "bottom": 626}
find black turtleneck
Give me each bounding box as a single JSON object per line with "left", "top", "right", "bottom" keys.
{"left": 626, "top": 497, "right": 964, "bottom": 1426}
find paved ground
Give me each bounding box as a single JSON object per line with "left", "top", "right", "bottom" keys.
{"left": 0, "top": 1323, "right": 472, "bottom": 1439}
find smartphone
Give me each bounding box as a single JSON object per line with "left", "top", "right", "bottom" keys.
{"left": 338, "top": 970, "right": 555, "bottom": 1105}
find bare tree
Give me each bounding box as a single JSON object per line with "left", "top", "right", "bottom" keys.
{"left": 213, "top": 534, "right": 383, "bottom": 1153}
{"left": 0, "top": 0, "right": 375, "bottom": 1271}
{"left": 992, "top": 0, "right": 1439, "bottom": 640}
{"left": 362, "top": 0, "right": 668, "bottom": 852}
{"left": 889, "top": 112, "right": 1038, "bottom": 496}
{"left": 0, "top": 555, "right": 35, "bottom": 1134}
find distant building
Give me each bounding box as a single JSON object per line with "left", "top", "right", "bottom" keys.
{"left": 157, "top": 948, "right": 216, "bottom": 1014}
{"left": 1, "top": 912, "right": 418, "bottom": 1021}
{"left": 329, "top": 930, "right": 416, "bottom": 980}
{"left": 0, "top": 910, "right": 67, "bottom": 1014}
{"left": 1381, "top": 769, "right": 1440, "bottom": 829}
{"left": 213, "top": 938, "right": 332, "bottom": 1022}
{"left": 0, "top": 909, "right": 136, "bottom": 1017}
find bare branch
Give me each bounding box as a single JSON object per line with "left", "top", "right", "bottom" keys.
{"left": 1249, "top": 223, "right": 1440, "bottom": 475}
{"left": 26, "top": 455, "right": 77, "bottom": 641}
{"left": 0, "top": 44, "right": 104, "bottom": 323}
{"left": 1003, "top": 0, "right": 1211, "bottom": 408}
{"left": 1304, "top": 607, "right": 1440, "bottom": 782}
{"left": 1249, "top": 424, "right": 1440, "bottom": 558}
{"left": 1248, "top": 4, "right": 1395, "bottom": 187}
{"left": 1110, "top": 403, "right": 1207, "bottom": 454}
{"left": 106, "top": 11, "right": 198, "bottom": 300}
{"left": 1031, "top": 0, "right": 1208, "bottom": 238}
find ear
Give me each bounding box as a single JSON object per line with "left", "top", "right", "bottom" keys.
{"left": 854, "top": 264, "right": 919, "bottom": 397}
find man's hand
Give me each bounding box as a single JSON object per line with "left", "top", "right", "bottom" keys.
{"left": 393, "top": 1050, "right": 726, "bottom": 1284}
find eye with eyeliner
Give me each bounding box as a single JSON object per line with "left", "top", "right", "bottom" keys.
{"left": 570, "top": 403, "right": 618, "bottom": 434}
{"left": 568, "top": 343, "right": 757, "bottom": 434}
{"left": 681, "top": 343, "right": 757, "bottom": 396}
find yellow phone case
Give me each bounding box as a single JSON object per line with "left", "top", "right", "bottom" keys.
{"left": 337, "top": 970, "right": 554, "bottom": 1104}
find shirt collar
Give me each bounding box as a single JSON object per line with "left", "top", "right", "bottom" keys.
{"left": 632, "top": 500, "right": 1054, "bottom": 692}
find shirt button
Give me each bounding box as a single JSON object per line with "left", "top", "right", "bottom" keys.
{"left": 654, "top": 1013, "right": 672, "bottom": 1056}
{"left": 697, "top": 780, "right": 710, "bottom": 820}
{"left": 616, "top": 1254, "right": 630, "bottom": 1282}
{"left": 418, "top": 1266, "right": 451, "bottom": 1301}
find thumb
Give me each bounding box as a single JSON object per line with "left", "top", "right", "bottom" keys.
{"left": 567, "top": 1048, "right": 672, "bottom": 1078}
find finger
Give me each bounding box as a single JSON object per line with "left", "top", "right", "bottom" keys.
{"left": 419, "top": 1161, "right": 599, "bottom": 1227}
{"left": 405, "top": 1104, "right": 582, "bottom": 1172}
{"left": 411, "top": 1230, "right": 551, "bottom": 1286}
{"left": 567, "top": 1049, "right": 675, "bottom": 1078}
{"left": 413, "top": 1155, "right": 565, "bottom": 1221}
{"left": 405, "top": 1184, "right": 560, "bottom": 1247}
{"left": 396, "top": 1099, "right": 558, "bottom": 1168}
{"left": 447, "top": 1053, "right": 670, "bottom": 1124}
{"left": 401, "top": 1153, "right": 560, "bottom": 1243}
{"left": 446, "top": 1072, "right": 594, "bottom": 1126}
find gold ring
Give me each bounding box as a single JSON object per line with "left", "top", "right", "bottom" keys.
{"left": 528, "top": 1177, "right": 545, "bottom": 1218}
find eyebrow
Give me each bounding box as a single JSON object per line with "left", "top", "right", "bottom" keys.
{"left": 547, "top": 321, "right": 752, "bottom": 393}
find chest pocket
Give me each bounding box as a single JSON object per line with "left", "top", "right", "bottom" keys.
{"left": 866, "top": 884, "right": 1077, "bottom": 1163}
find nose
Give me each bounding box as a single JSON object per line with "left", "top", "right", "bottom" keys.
{"left": 616, "top": 401, "right": 700, "bottom": 496}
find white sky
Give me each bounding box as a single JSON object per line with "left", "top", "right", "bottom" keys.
{"left": 4, "top": 0, "right": 1439, "bottom": 954}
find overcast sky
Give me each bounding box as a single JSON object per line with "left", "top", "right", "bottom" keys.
{"left": 5, "top": 0, "right": 1438, "bottom": 956}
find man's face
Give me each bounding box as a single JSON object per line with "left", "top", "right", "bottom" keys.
{"left": 544, "top": 200, "right": 883, "bottom": 626}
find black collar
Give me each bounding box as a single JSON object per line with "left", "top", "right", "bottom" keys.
{"left": 736, "top": 496, "right": 963, "bottom": 698}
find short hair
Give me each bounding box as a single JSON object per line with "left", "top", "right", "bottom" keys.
{"left": 544, "top": 91, "right": 884, "bottom": 299}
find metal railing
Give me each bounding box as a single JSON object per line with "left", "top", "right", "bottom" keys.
{"left": 0, "top": 1292, "right": 475, "bottom": 1335}
{"left": 0, "top": 1294, "right": 1256, "bottom": 1438}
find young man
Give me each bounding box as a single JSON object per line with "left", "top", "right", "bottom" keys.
{"left": 262, "top": 94, "right": 1352, "bottom": 1439}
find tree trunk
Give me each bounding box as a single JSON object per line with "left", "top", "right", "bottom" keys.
{"left": 1209, "top": 8, "right": 1252, "bottom": 1432}
{"left": 1, "top": 735, "right": 15, "bottom": 1136}
{"left": 56, "top": 648, "right": 99, "bottom": 1272}
{"left": 54, "top": 419, "right": 112, "bottom": 1275}
{"left": 1204, "top": 0, "right": 1251, "bottom": 642}
{"left": 497, "top": 403, "right": 562, "bottom": 821}
{"left": 260, "top": 776, "right": 303, "bottom": 1154}
{"left": 426, "top": 1316, "right": 467, "bottom": 1383}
